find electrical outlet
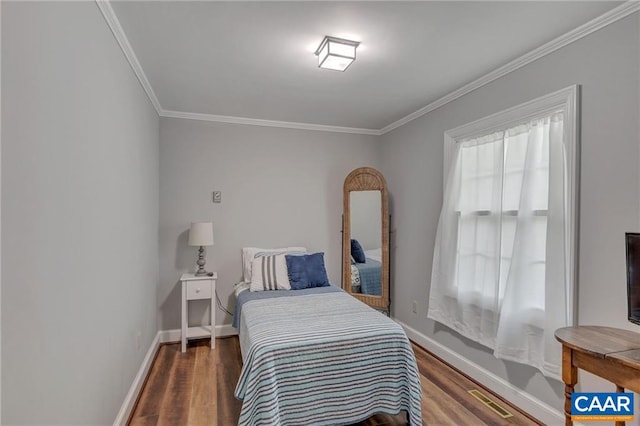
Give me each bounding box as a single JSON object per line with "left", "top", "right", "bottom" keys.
{"left": 412, "top": 301, "right": 418, "bottom": 314}
{"left": 212, "top": 191, "right": 222, "bottom": 203}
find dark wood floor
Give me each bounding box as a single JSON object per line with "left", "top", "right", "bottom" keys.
{"left": 129, "top": 337, "right": 542, "bottom": 425}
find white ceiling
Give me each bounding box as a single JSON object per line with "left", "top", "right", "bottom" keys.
{"left": 110, "top": 1, "right": 621, "bottom": 132}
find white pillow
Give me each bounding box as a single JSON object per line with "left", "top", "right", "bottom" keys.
{"left": 250, "top": 253, "right": 291, "bottom": 291}
{"left": 242, "top": 246, "right": 306, "bottom": 282}
{"left": 233, "top": 281, "right": 251, "bottom": 297}
{"left": 364, "top": 248, "right": 382, "bottom": 263}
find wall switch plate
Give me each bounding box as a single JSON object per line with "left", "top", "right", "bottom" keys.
{"left": 412, "top": 301, "right": 418, "bottom": 314}
{"left": 212, "top": 191, "right": 222, "bottom": 203}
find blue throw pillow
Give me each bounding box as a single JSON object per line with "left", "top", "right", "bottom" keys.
{"left": 286, "top": 254, "right": 309, "bottom": 290}
{"left": 305, "top": 253, "right": 330, "bottom": 288}
{"left": 351, "top": 239, "right": 366, "bottom": 263}
{"left": 286, "top": 253, "right": 331, "bottom": 289}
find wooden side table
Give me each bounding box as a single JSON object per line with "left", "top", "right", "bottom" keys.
{"left": 555, "top": 326, "right": 640, "bottom": 426}
{"left": 181, "top": 272, "right": 217, "bottom": 353}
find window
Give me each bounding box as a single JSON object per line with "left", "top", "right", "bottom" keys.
{"left": 428, "top": 86, "right": 579, "bottom": 378}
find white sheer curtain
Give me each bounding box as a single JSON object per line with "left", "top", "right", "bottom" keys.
{"left": 428, "top": 112, "right": 568, "bottom": 378}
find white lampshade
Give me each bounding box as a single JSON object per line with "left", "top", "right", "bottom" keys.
{"left": 188, "top": 222, "right": 214, "bottom": 246}
{"left": 315, "top": 36, "right": 360, "bottom": 72}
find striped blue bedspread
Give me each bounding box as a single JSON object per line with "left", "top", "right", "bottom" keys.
{"left": 355, "top": 258, "right": 382, "bottom": 295}
{"left": 232, "top": 285, "right": 339, "bottom": 330}
{"left": 234, "top": 290, "right": 422, "bottom": 425}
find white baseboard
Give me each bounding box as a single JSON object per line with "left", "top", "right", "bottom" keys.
{"left": 114, "top": 324, "right": 238, "bottom": 425}
{"left": 395, "top": 320, "right": 565, "bottom": 426}
{"left": 113, "top": 331, "right": 161, "bottom": 426}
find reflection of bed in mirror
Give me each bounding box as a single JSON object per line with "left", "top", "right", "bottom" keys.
{"left": 350, "top": 248, "right": 382, "bottom": 295}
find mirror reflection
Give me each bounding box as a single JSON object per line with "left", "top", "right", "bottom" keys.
{"left": 349, "top": 191, "right": 382, "bottom": 296}
{"left": 342, "top": 166, "right": 389, "bottom": 313}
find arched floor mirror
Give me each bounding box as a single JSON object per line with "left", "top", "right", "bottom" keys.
{"left": 342, "top": 167, "right": 390, "bottom": 313}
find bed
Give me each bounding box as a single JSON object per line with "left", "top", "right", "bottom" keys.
{"left": 232, "top": 285, "right": 422, "bottom": 426}
{"left": 351, "top": 248, "right": 383, "bottom": 295}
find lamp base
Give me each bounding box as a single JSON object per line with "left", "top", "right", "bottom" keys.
{"left": 195, "top": 246, "right": 209, "bottom": 276}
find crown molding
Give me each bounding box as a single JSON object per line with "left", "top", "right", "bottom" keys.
{"left": 160, "top": 109, "right": 382, "bottom": 136}
{"left": 96, "top": 0, "right": 638, "bottom": 137}
{"left": 95, "top": 0, "right": 162, "bottom": 114}
{"left": 380, "top": 1, "right": 640, "bottom": 135}
{"left": 96, "top": 0, "right": 378, "bottom": 135}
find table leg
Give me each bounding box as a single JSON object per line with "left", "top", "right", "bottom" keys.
{"left": 615, "top": 385, "right": 625, "bottom": 426}
{"left": 181, "top": 283, "right": 187, "bottom": 353}
{"left": 562, "top": 345, "right": 577, "bottom": 426}
{"left": 210, "top": 280, "right": 215, "bottom": 349}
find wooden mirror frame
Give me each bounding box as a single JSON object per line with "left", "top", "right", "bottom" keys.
{"left": 342, "top": 167, "right": 390, "bottom": 311}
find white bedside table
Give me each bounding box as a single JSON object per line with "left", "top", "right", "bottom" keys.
{"left": 180, "top": 272, "right": 217, "bottom": 352}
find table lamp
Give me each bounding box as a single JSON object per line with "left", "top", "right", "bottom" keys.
{"left": 188, "top": 222, "right": 214, "bottom": 276}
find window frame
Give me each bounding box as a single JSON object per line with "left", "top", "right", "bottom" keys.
{"left": 442, "top": 85, "right": 580, "bottom": 325}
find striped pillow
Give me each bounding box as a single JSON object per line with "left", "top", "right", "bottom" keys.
{"left": 242, "top": 247, "right": 307, "bottom": 282}
{"left": 250, "top": 253, "right": 291, "bottom": 291}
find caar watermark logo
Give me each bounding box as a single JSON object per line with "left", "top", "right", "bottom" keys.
{"left": 571, "top": 392, "right": 634, "bottom": 422}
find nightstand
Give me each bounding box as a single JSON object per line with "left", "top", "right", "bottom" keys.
{"left": 180, "top": 272, "right": 217, "bottom": 352}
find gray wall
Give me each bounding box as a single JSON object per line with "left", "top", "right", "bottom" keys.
{"left": 1, "top": 2, "right": 159, "bottom": 424}
{"left": 380, "top": 13, "right": 640, "bottom": 409}
{"left": 159, "top": 118, "right": 380, "bottom": 330}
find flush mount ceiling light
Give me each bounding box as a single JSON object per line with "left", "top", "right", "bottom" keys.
{"left": 315, "top": 36, "right": 360, "bottom": 72}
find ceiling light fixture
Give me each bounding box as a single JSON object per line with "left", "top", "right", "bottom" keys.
{"left": 315, "top": 36, "right": 360, "bottom": 72}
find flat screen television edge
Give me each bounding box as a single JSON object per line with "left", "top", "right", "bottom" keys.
{"left": 626, "top": 232, "right": 640, "bottom": 325}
